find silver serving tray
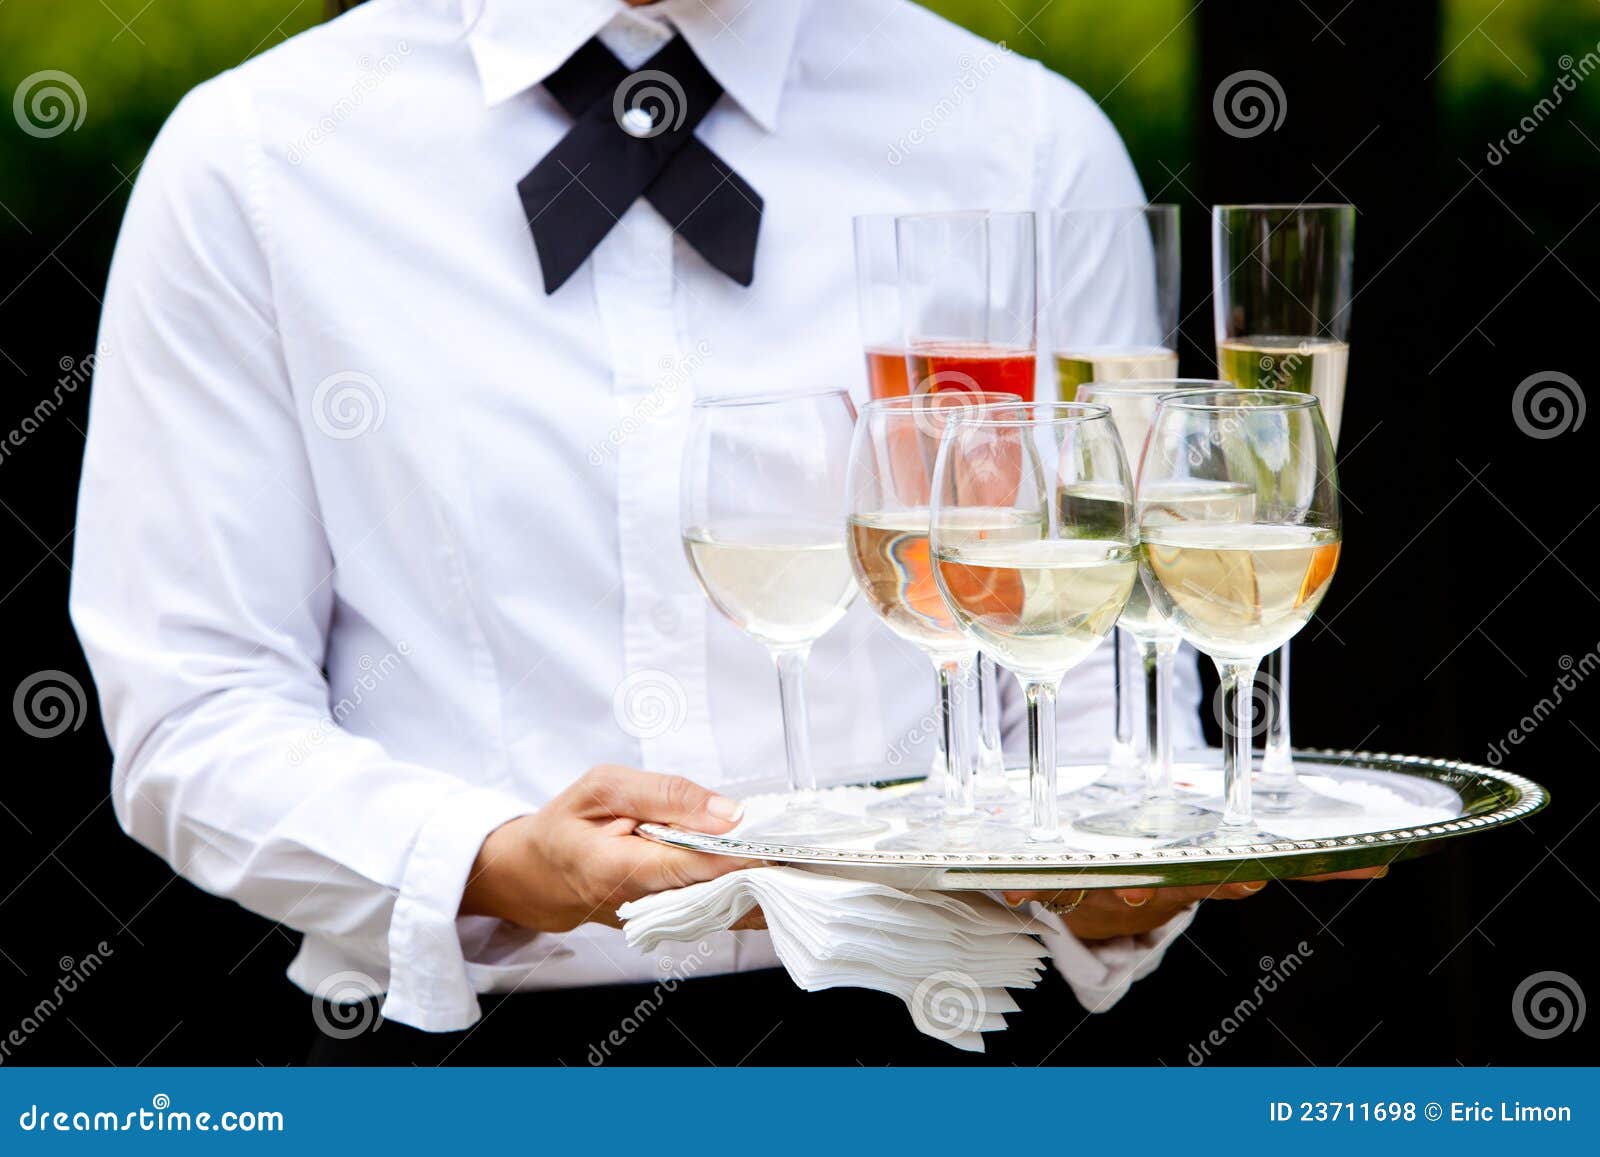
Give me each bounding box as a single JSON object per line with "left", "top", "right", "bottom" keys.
{"left": 638, "top": 749, "right": 1548, "bottom": 890}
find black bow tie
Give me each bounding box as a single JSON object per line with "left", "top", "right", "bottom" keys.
{"left": 517, "top": 36, "right": 763, "bottom": 294}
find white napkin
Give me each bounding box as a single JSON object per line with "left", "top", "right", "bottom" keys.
{"left": 618, "top": 866, "right": 1048, "bottom": 1052}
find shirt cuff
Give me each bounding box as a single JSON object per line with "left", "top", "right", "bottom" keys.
{"left": 382, "top": 785, "right": 534, "bottom": 1032}
{"left": 1035, "top": 902, "right": 1198, "bottom": 1013}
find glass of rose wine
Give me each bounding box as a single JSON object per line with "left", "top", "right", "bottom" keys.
{"left": 1212, "top": 203, "right": 1355, "bottom": 818}
{"left": 847, "top": 392, "right": 1031, "bottom": 850}
{"left": 1072, "top": 380, "right": 1240, "bottom": 839}
{"left": 897, "top": 210, "right": 1039, "bottom": 807}
{"left": 931, "top": 402, "right": 1139, "bottom": 846}
{"left": 1049, "top": 203, "right": 1181, "bottom": 798}
{"left": 1139, "top": 389, "right": 1342, "bottom": 847}
{"left": 681, "top": 388, "right": 888, "bottom": 843}
{"left": 853, "top": 213, "right": 911, "bottom": 399}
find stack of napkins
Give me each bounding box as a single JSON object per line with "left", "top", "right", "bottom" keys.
{"left": 618, "top": 866, "right": 1048, "bottom": 1052}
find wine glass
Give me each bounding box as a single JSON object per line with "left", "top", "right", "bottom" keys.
{"left": 930, "top": 402, "right": 1138, "bottom": 846}
{"left": 1050, "top": 203, "right": 1182, "bottom": 796}
{"left": 1213, "top": 203, "right": 1355, "bottom": 817}
{"left": 898, "top": 209, "right": 1039, "bottom": 805}
{"left": 854, "top": 214, "right": 910, "bottom": 399}
{"left": 847, "top": 392, "right": 1029, "bottom": 850}
{"left": 1072, "top": 380, "right": 1236, "bottom": 839}
{"left": 681, "top": 388, "right": 888, "bottom": 843}
{"left": 1139, "top": 389, "right": 1342, "bottom": 847}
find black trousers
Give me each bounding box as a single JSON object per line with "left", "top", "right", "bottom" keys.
{"left": 307, "top": 966, "right": 1089, "bottom": 1066}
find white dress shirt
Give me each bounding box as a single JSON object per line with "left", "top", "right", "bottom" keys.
{"left": 71, "top": 0, "right": 1202, "bottom": 1033}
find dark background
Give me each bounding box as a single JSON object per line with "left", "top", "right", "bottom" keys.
{"left": 0, "top": 0, "right": 1595, "bottom": 1066}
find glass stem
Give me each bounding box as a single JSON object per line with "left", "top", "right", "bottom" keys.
{"left": 1141, "top": 635, "right": 1180, "bottom": 802}
{"left": 1024, "top": 678, "right": 1060, "bottom": 842}
{"left": 772, "top": 646, "right": 817, "bottom": 803}
{"left": 1109, "top": 627, "right": 1136, "bottom": 767}
{"left": 976, "top": 653, "right": 1005, "bottom": 779}
{"left": 935, "top": 655, "right": 977, "bottom": 820}
{"left": 1259, "top": 642, "right": 1295, "bottom": 790}
{"left": 1217, "top": 658, "right": 1260, "bottom": 833}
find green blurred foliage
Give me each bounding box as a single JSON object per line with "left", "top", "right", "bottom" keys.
{"left": 0, "top": 1, "right": 1591, "bottom": 244}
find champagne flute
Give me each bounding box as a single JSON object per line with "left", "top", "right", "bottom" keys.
{"left": 1049, "top": 204, "right": 1181, "bottom": 798}
{"left": 1139, "top": 389, "right": 1342, "bottom": 847}
{"left": 854, "top": 213, "right": 911, "bottom": 399}
{"left": 1213, "top": 203, "right": 1355, "bottom": 817}
{"left": 682, "top": 388, "right": 888, "bottom": 843}
{"left": 847, "top": 392, "right": 1030, "bottom": 850}
{"left": 931, "top": 402, "right": 1138, "bottom": 846}
{"left": 898, "top": 209, "right": 1039, "bottom": 805}
{"left": 1072, "top": 380, "right": 1238, "bottom": 839}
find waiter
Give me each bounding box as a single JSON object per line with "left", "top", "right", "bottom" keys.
{"left": 72, "top": 0, "right": 1290, "bottom": 1064}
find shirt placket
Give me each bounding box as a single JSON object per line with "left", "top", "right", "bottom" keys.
{"left": 593, "top": 203, "right": 720, "bottom": 782}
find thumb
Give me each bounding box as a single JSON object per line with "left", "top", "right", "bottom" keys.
{"left": 577, "top": 765, "right": 745, "bottom": 832}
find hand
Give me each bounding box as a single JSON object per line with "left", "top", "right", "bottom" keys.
{"left": 461, "top": 765, "right": 764, "bottom": 932}
{"left": 1005, "top": 865, "right": 1388, "bottom": 942}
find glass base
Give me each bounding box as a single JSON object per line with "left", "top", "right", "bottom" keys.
{"left": 877, "top": 814, "right": 1029, "bottom": 853}
{"left": 1061, "top": 782, "right": 1137, "bottom": 810}
{"left": 1074, "top": 797, "right": 1221, "bottom": 839}
{"left": 739, "top": 802, "right": 889, "bottom": 845}
{"left": 865, "top": 786, "right": 945, "bottom": 818}
{"left": 1168, "top": 823, "right": 1287, "bottom": 849}
{"left": 1254, "top": 777, "right": 1363, "bottom": 818}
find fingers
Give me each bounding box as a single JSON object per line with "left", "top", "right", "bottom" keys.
{"left": 730, "top": 905, "right": 767, "bottom": 931}
{"left": 628, "top": 845, "right": 762, "bottom": 896}
{"left": 1002, "top": 881, "right": 1272, "bottom": 908}
{"left": 574, "top": 765, "right": 745, "bottom": 832}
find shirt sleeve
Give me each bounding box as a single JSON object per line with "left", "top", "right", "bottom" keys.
{"left": 68, "top": 74, "right": 532, "bottom": 1033}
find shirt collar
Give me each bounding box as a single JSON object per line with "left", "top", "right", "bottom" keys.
{"left": 463, "top": 0, "right": 805, "bottom": 133}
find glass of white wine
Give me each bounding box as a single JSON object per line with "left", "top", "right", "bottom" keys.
{"left": 1051, "top": 203, "right": 1181, "bottom": 796}
{"left": 930, "top": 402, "right": 1139, "bottom": 846}
{"left": 1072, "top": 380, "right": 1238, "bottom": 839}
{"left": 1213, "top": 203, "right": 1355, "bottom": 818}
{"left": 847, "top": 392, "right": 1029, "bottom": 850}
{"left": 1139, "top": 389, "right": 1342, "bottom": 847}
{"left": 682, "top": 388, "right": 888, "bottom": 844}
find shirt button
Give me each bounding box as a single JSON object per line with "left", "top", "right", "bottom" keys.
{"left": 651, "top": 601, "right": 680, "bottom": 636}
{"left": 620, "top": 107, "right": 655, "bottom": 138}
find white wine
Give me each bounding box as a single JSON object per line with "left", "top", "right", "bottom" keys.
{"left": 847, "top": 507, "right": 1040, "bottom": 654}
{"left": 1141, "top": 522, "right": 1340, "bottom": 660}
{"left": 1216, "top": 335, "right": 1348, "bottom": 446}
{"left": 933, "top": 537, "right": 1136, "bottom": 677}
{"left": 1056, "top": 346, "right": 1179, "bottom": 399}
{"left": 1122, "top": 480, "right": 1258, "bottom": 634}
{"left": 684, "top": 523, "right": 856, "bottom": 648}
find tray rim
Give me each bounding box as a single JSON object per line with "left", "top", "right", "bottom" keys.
{"left": 637, "top": 748, "right": 1549, "bottom": 882}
